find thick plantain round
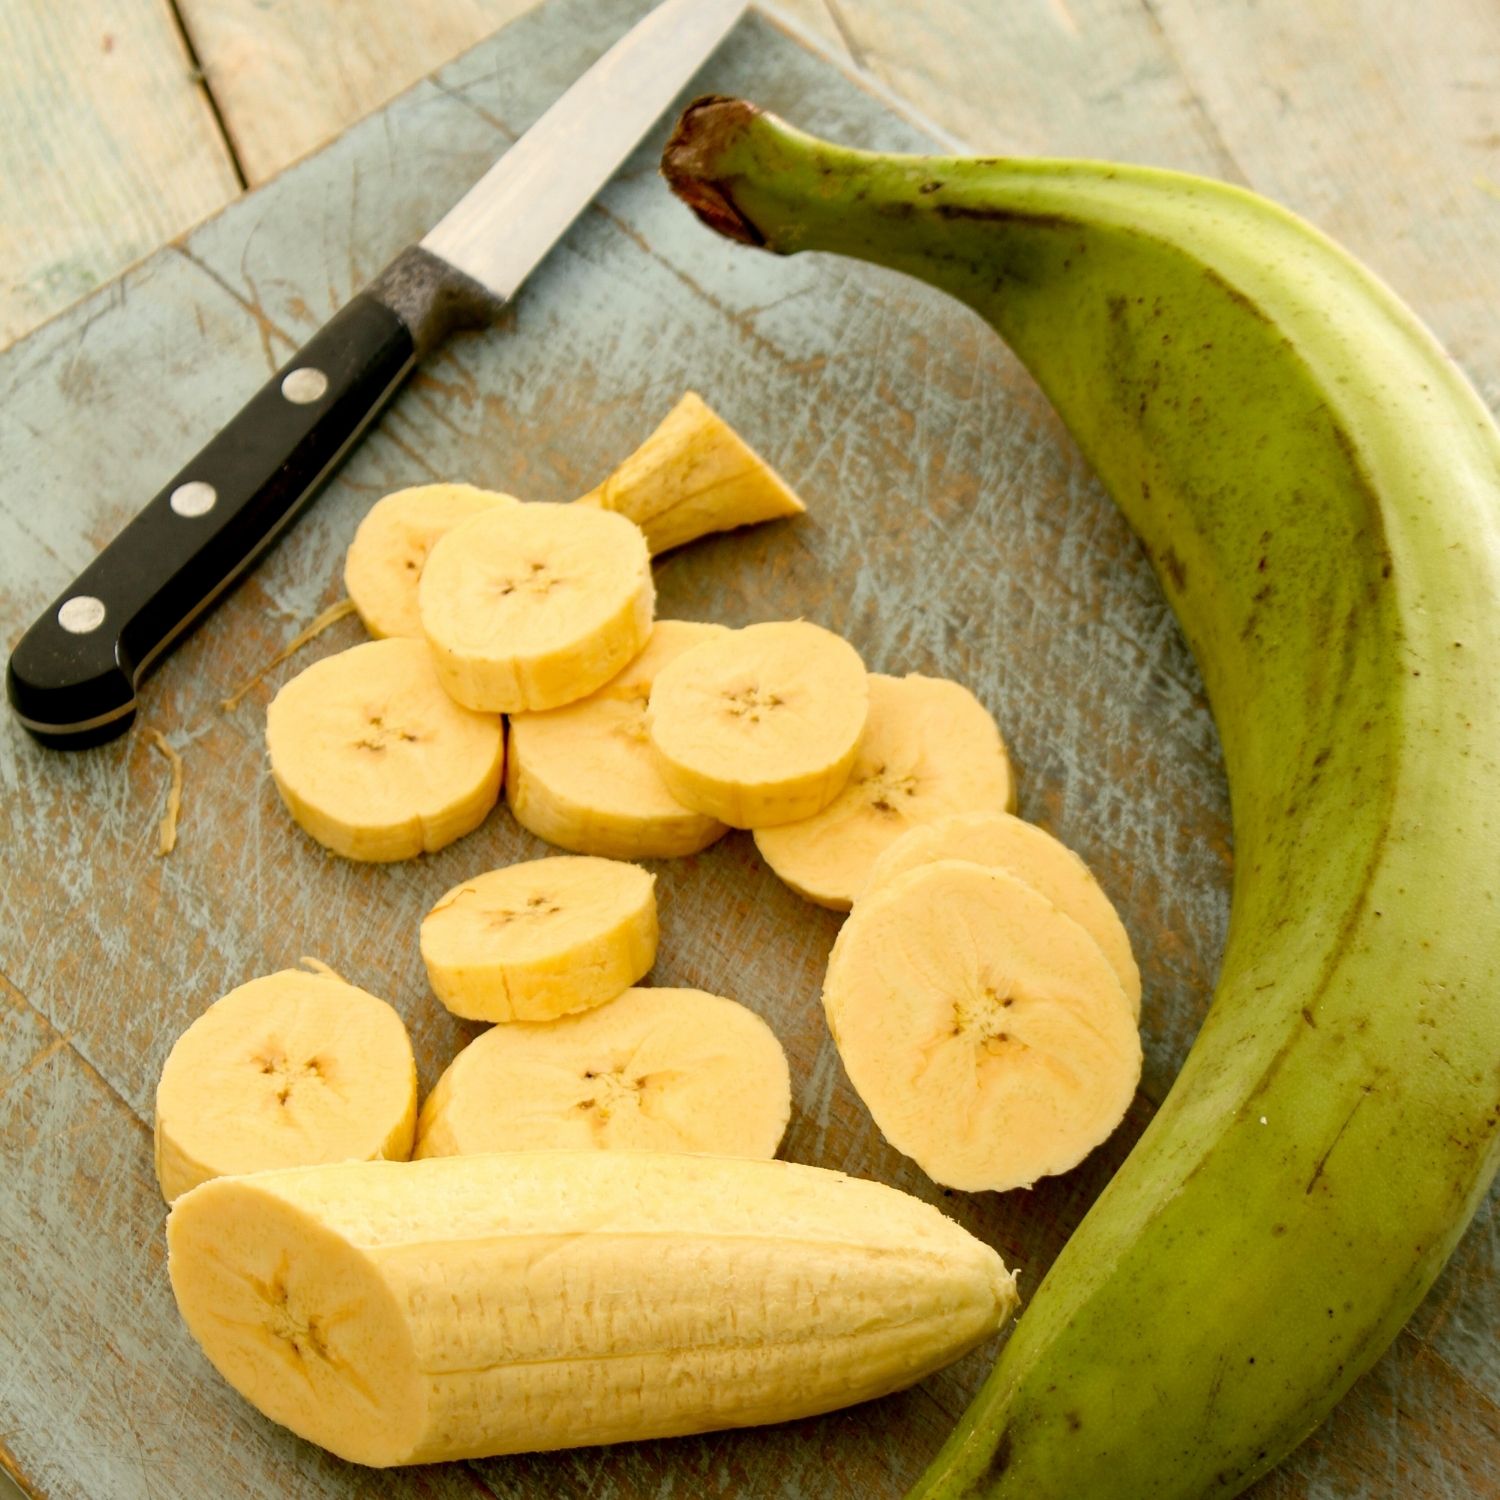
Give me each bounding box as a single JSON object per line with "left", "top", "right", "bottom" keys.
{"left": 646, "top": 620, "right": 869, "bottom": 827}
{"left": 343, "top": 483, "right": 518, "bottom": 639}
{"left": 506, "top": 619, "right": 730, "bottom": 859}
{"left": 867, "top": 810, "right": 1141, "bottom": 1016}
{"left": 266, "top": 637, "right": 503, "bottom": 861}
{"left": 415, "top": 986, "right": 791, "bottom": 1159}
{"left": 419, "top": 502, "right": 654, "bottom": 713}
{"left": 420, "top": 855, "right": 658, "bottom": 1022}
{"left": 154, "top": 968, "right": 416, "bottom": 1203}
{"left": 754, "top": 673, "right": 1015, "bottom": 909}
{"left": 823, "top": 860, "right": 1141, "bottom": 1193}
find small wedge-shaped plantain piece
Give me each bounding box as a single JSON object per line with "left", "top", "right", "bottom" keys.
{"left": 576, "top": 391, "right": 805, "bottom": 553}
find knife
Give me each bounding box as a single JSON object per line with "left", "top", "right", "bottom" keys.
{"left": 7, "top": 0, "right": 747, "bottom": 749}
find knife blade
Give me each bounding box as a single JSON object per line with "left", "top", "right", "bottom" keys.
{"left": 6, "top": 0, "right": 748, "bottom": 749}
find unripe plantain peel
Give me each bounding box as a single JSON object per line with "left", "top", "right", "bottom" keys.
{"left": 662, "top": 98, "right": 1500, "bottom": 1498}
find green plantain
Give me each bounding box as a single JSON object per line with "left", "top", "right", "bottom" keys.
{"left": 661, "top": 99, "right": 1500, "bottom": 1497}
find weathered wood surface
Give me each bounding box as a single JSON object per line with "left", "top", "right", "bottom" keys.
{"left": 0, "top": 0, "right": 240, "bottom": 348}
{"left": 172, "top": 0, "right": 846, "bottom": 186}
{"left": 0, "top": 0, "right": 1496, "bottom": 1496}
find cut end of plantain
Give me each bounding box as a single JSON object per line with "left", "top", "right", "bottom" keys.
{"left": 420, "top": 855, "right": 658, "bottom": 1022}
{"left": 266, "top": 637, "right": 504, "bottom": 861}
{"left": 344, "top": 483, "right": 518, "bottom": 639}
{"left": 868, "top": 811, "right": 1141, "bottom": 1016}
{"left": 153, "top": 968, "right": 417, "bottom": 1204}
{"left": 576, "top": 391, "right": 806, "bottom": 555}
{"left": 646, "top": 620, "right": 869, "bottom": 827}
{"left": 416, "top": 986, "right": 791, "bottom": 1159}
{"left": 419, "top": 502, "right": 655, "bottom": 713}
{"left": 824, "top": 860, "right": 1141, "bottom": 1192}
{"left": 167, "top": 1152, "right": 1016, "bottom": 1465}
{"left": 507, "top": 619, "right": 731, "bottom": 859}
{"left": 754, "top": 673, "right": 1015, "bottom": 909}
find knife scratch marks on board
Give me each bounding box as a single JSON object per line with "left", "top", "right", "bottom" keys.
{"left": 172, "top": 246, "right": 295, "bottom": 376}
{"left": 429, "top": 78, "right": 521, "bottom": 146}
{"left": 0, "top": 1032, "right": 74, "bottom": 1098}
{"left": 380, "top": 410, "right": 448, "bottom": 482}
{"left": 592, "top": 201, "right": 791, "bottom": 365}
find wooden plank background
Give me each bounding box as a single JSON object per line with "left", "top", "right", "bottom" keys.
{"left": 1, "top": 0, "right": 1496, "bottom": 1497}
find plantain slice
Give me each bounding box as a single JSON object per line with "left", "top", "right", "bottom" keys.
{"left": 646, "top": 620, "right": 869, "bottom": 828}
{"left": 419, "top": 501, "right": 654, "bottom": 713}
{"left": 415, "top": 986, "right": 791, "bottom": 1159}
{"left": 344, "top": 483, "right": 518, "bottom": 639}
{"left": 506, "top": 619, "right": 731, "bottom": 859}
{"left": 823, "top": 860, "right": 1141, "bottom": 1192}
{"left": 154, "top": 967, "right": 416, "bottom": 1203}
{"left": 420, "top": 855, "right": 658, "bottom": 1022}
{"left": 867, "top": 811, "right": 1141, "bottom": 1016}
{"left": 266, "top": 637, "right": 503, "bottom": 861}
{"left": 754, "top": 674, "right": 1015, "bottom": 909}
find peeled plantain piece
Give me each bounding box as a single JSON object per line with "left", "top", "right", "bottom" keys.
{"left": 167, "top": 1152, "right": 1016, "bottom": 1466}
{"left": 420, "top": 855, "right": 658, "bottom": 1022}
{"left": 506, "top": 619, "right": 731, "bottom": 859}
{"left": 576, "top": 391, "right": 806, "bottom": 554}
{"left": 343, "top": 483, "right": 518, "bottom": 639}
{"left": 154, "top": 968, "right": 417, "bottom": 1204}
{"left": 754, "top": 674, "right": 1015, "bottom": 910}
{"left": 823, "top": 860, "right": 1141, "bottom": 1193}
{"left": 415, "top": 986, "right": 791, "bottom": 1160}
{"left": 868, "top": 811, "right": 1141, "bottom": 1016}
{"left": 266, "top": 637, "right": 504, "bottom": 861}
{"left": 419, "top": 502, "right": 655, "bottom": 713}
{"left": 646, "top": 620, "right": 869, "bottom": 828}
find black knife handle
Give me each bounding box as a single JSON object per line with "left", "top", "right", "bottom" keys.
{"left": 6, "top": 295, "right": 416, "bottom": 748}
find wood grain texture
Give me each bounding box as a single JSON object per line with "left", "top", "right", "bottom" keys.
{"left": 174, "top": 0, "right": 848, "bottom": 186}
{"left": 0, "top": 0, "right": 240, "bottom": 350}
{"left": 1143, "top": 0, "right": 1500, "bottom": 403}
{"left": 174, "top": 0, "right": 540, "bottom": 186}
{"left": 0, "top": 0, "right": 1495, "bottom": 1496}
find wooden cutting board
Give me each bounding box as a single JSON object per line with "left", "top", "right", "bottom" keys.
{"left": 1, "top": 0, "right": 1494, "bottom": 1495}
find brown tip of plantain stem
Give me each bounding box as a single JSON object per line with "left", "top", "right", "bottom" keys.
{"left": 660, "top": 95, "right": 768, "bottom": 248}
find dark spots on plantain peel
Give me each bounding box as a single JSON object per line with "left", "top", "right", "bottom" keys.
{"left": 660, "top": 96, "right": 769, "bottom": 248}
{"left": 971, "top": 1430, "right": 1013, "bottom": 1489}
{"left": 933, "top": 203, "right": 1082, "bottom": 234}
{"left": 1200, "top": 265, "right": 1273, "bottom": 324}
{"left": 1160, "top": 545, "right": 1189, "bottom": 591}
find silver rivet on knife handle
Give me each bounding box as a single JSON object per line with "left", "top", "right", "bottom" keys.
{"left": 169, "top": 481, "right": 218, "bottom": 517}
{"left": 281, "top": 367, "right": 330, "bottom": 404}
{"left": 57, "top": 597, "right": 107, "bottom": 634}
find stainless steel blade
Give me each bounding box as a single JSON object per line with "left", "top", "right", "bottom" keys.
{"left": 422, "top": 0, "right": 748, "bottom": 302}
